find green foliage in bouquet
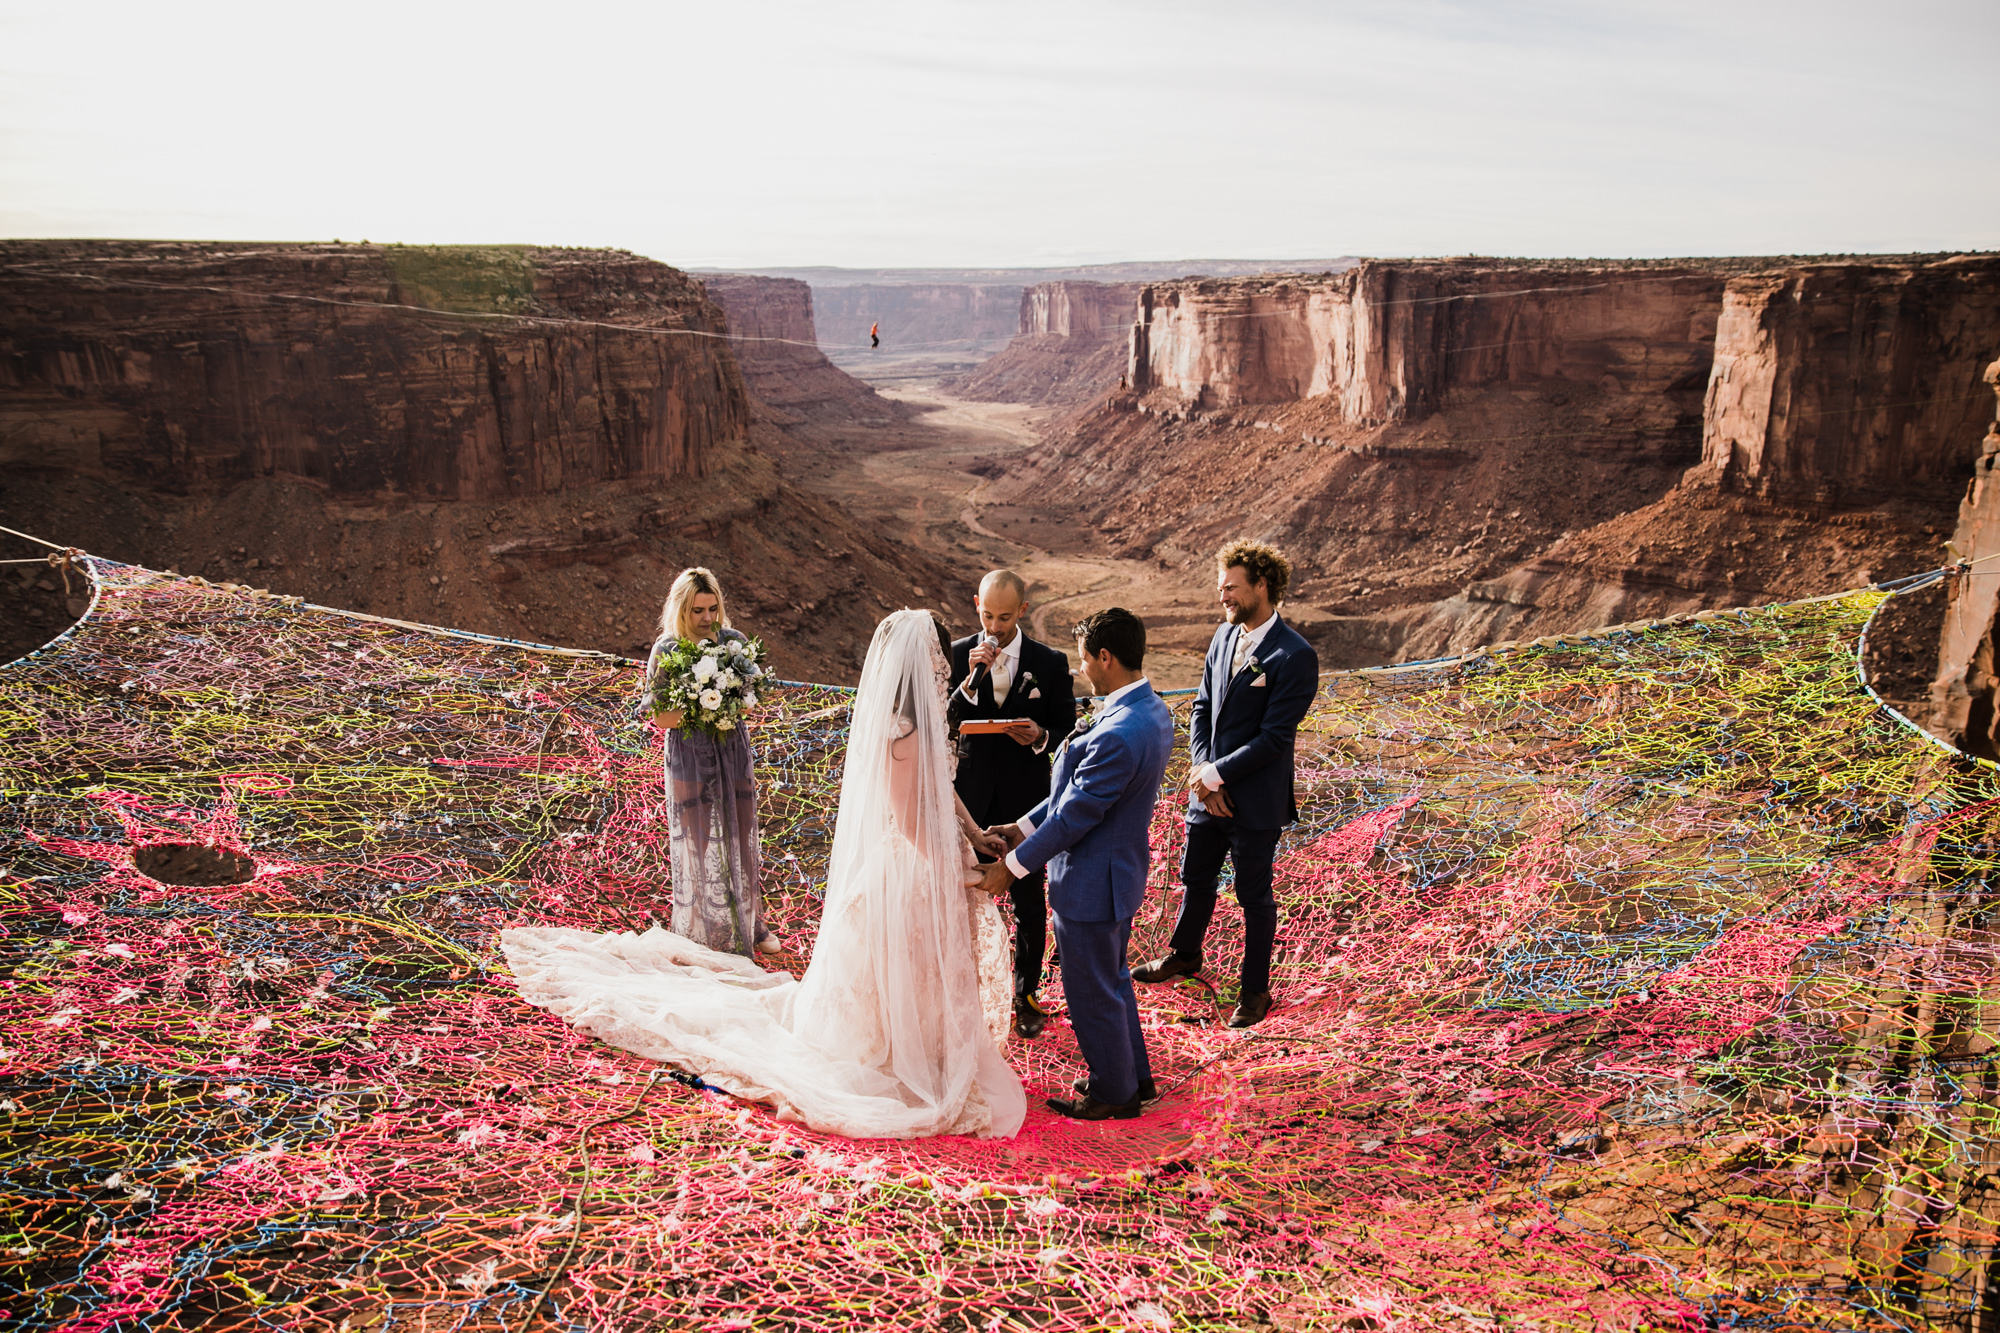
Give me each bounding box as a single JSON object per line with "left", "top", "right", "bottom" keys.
{"left": 647, "top": 635, "right": 767, "bottom": 739}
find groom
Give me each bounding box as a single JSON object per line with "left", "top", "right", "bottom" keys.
{"left": 980, "top": 608, "right": 1174, "bottom": 1120}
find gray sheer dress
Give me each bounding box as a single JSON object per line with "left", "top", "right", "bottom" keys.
{"left": 648, "top": 628, "right": 766, "bottom": 954}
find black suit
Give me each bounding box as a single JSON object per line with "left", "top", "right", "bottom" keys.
{"left": 1174, "top": 614, "right": 1319, "bottom": 995}
{"left": 947, "top": 631, "right": 1077, "bottom": 995}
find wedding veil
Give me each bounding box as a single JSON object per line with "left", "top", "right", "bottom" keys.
{"left": 501, "top": 610, "right": 1022, "bottom": 1139}
{"left": 790, "top": 610, "right": 1024, "bottom": 1136}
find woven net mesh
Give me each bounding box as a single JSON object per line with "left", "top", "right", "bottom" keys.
{"left": 3, "top": 558, "right": 1999, "bottom": 1331}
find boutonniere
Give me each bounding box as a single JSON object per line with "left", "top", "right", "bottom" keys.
{"left": 1072, "top": 706, "right": 1103, "bottom": 735}
{"left": 1246, "top": 656, "right": 1264, "bottom": 677}
{"left": 1018, "top": 671, "right": 1037, "bottom": 691}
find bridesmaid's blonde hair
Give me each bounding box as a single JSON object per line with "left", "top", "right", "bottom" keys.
{"left": 659, "top": 566, "right": 731, "bottom": 643}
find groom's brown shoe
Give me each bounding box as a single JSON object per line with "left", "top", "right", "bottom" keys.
{"left": 1229, "top": 990, "right": 1274, "bottom": 1028}
{"left": 1014, "top": 993, "right": 1046, "bottom": 1040}
{"left": 1072, "top": 1075, "right": 1159, "bottom": 1105}
{"left": 1046, "top": 1092, "right": 1143, "bottom": 1121}
{"left": 1131, "top": 951, "right": 1201, "bottom": 984}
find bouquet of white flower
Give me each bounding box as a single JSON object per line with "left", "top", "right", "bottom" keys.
{"left": 648, "top": 634, "right": 766, "bottom": 739}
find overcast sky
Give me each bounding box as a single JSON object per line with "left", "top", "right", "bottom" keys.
{"left": 2, "top": 0, "right": 1993, "bottom": 269}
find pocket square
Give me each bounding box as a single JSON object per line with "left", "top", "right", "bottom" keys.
{"left": 1250, "top": 676, "right": 1268, "bottom": 687}
{"left": 1029, "top": 688, "right": 1041, "bottom": 698}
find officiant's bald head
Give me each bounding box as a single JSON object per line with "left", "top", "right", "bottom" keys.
{"left": 975, "top": 569, "right": 1029, "bottom": 645}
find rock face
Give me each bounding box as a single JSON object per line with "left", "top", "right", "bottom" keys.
{"left": 699, "top": 274, "right": 891, "bottom": 418}
{"left": 1021, "top": 281, "right": 1141, "bottom": 340}
{"left": 1928, "top": 358, "right": 2000, "bottom": 756}
{"left": 997, "top": 255, "right": 2000, "bottom": 714}
{"left": 0, "top": 241, "right": 973, "bottom": 682}
{"left": 0, "top": 241, "right": 746, "bottom": 499}
{"left": 1130, "top": 260, "right": 1732, "bottom": 418}
{"left": 1700, "top": 257, "right": 2000, "bottom": 505}
{"left": 944, "top": 280, "right": 1143, "bottom": 406}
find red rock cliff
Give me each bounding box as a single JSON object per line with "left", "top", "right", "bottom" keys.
{"left": 0, "top": 241, "right": 747, "bottom": 499}
{"left": 1928, "top": 357, "right": 2000, "bottom": 754}
{"left": 946, "top": 280, "right": 1143, "bottom": 407}
{"left": 998, "top": 255, "right": 2000, "bottom": 704}
{"left": 1699, "top": 257, "right": 2000, "bottom": 505}
{"left": 1020, "top": 280, "right": 1141, "bottom": 339}
{"left": 1130, "top": 260, "right": 1729, "bottom": 419}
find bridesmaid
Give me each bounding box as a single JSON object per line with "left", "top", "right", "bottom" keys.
{"left": 646, "top": 567, "right": 780, "bottom": 956}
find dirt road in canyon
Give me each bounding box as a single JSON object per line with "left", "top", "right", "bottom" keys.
{"left": 790, "top": 381, "right": 1216, "bottom": 690}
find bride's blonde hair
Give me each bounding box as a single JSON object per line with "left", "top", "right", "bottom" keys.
{"left": 658, "top": 567, "right": 731, "bottom": 643}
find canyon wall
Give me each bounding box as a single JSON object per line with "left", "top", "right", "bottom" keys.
{"left": 945, "top": 280, "right": 1143, "bottom": 406}
{"left": 1020, "top": 280, "right": 1142, "bottom": 339}
{"left": 1129, "top": 260, "right": 1732, "bottom": 420}
{"left": 0, "top": 241, "right": 974, "bottom": 683}
{"left": 1000, "top": 254, "right": 2000, "bottom": 716}
{"left": 1928, "top": 358, "right": 2000, "bottom": 757}
{"left": 1700, "top": 257, "right": 2000, "bottom": 506}
{"left": 0, "top": 241, "right": 746, "bottom": 500}
{"left": 699, "top": 273, "right": 890, "bottom": 417}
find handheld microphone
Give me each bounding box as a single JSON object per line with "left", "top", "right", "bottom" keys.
{"left": 968, "top": 632, "right": 1000, "bottom": 689}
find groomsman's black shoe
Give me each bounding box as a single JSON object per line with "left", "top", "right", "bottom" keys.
{"left": 1045, "top": 1092, "right": 1143, "bottom": 1121}
{"left": 1229, "top": 990, "right": 1274, "bottom": 1028}
{"left": 1132, "top": 951, "right": 1201, "bottom": 984}
{"left": 1072, "top": 1075, "right": 1158, "bottom": 1105}
{"left": 1013, "top": 993, "right": 1046, "bottom": 1040}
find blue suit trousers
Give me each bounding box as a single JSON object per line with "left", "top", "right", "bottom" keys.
{"left": 1052, "top": 909, "right": 1152, "bottom": 1106}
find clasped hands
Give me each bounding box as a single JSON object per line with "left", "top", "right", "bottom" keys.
{"left": 973, "top": 822, "right": 1026, "bottom": 896}
{"left": 1189, "top": 771, "right": 1235, "bottom": 818}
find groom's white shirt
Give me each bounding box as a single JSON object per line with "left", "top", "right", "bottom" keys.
{"left": 1004, "top": 675, "right": 1149, "bottom": 879}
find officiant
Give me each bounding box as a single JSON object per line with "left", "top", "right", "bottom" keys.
{"left": 948, "top": 570, "right": 1076, "bottom": 1038}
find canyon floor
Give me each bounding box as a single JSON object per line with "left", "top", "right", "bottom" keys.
{"left": 762, "top": 378, "right": 1218, "bottom": 690}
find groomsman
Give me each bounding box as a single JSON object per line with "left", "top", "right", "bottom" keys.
{"left": 1133, "top": 540, "right": 1318, "bottom": 1027}
{"left": 947, "top": 569, "right": 1077, "bottom": 1037}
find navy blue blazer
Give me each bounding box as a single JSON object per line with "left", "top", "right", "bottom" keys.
{"left": 1012, "top": 681, "right": 1175, "bottom": 924}
{"left": 1187, "top": 614, "right": 1319, "bottom": 829}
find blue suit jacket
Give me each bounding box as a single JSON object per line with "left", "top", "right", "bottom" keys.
{"left": 1187, "top": 615, "right": 1319, "bottom": 829}
{"left": 1012, "top": 681, "right": 1175, "bottom": 924}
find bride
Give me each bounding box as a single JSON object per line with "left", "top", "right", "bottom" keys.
{"left": 501, "top": 610, "right": 1027, "bottom": 1139}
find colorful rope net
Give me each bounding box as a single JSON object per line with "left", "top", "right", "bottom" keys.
{"left": 3, "top": 558, "right": 1999, "bottom": 1332}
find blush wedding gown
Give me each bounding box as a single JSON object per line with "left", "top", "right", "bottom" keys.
{"left": 500, "top": 610, "right": 1025, "bottom": 1139}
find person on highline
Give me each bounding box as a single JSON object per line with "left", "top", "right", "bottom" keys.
{"left": 1133, "top": 540, "right": 1319, "bottom": 1027}
{"left": 982, "top": 608, "right": 1175, "bottom": 1120}
{"left": 947, "top": 570, "right": 1076, "bottom": 1037}
{"left": 644, "top": 567, "right": 781, "bottom": 957}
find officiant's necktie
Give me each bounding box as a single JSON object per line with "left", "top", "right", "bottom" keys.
{"left": 989, "top": 652, "right": 1010, "bottom": 703}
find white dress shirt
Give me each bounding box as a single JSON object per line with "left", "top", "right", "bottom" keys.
{"left": 1197, "top": 612, "right": 1281, "bottom": 793}
{"left": 1004, "top": 675, "right": 1149, "bottom": 879}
